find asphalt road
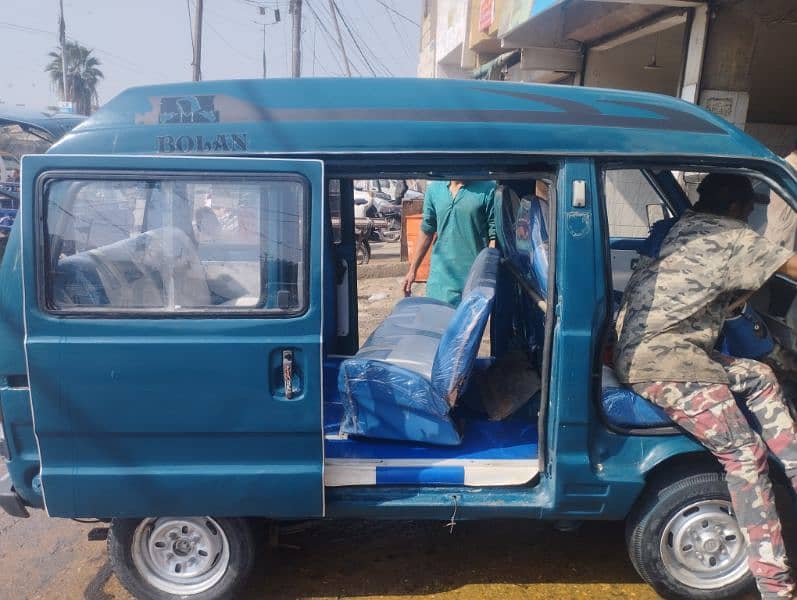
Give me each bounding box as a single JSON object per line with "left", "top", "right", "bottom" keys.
{"left": 0, "top": 473, "right": 663, "bottom": 600}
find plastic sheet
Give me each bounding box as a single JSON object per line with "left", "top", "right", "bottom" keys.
{"left": 515, "top": 196, "right": 549, "bottom": 297}
{"left": 55, "top": 227, "right": 211, "bottom": 308}
{"left": 601, "top": 366, "right": 672, "bottom": 429}
{"left": 338, "top": 248, "right": 500, "bottom": 445}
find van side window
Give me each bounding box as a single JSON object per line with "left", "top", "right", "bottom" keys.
{"left": 604, "top": 169, "right": 669, "bottom": 239}
{"left": 42, "top": 175, "right": 307, "bottom": 314}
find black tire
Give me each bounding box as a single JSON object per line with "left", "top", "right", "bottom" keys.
{"left": 626, "top": 471, "right": 755, "bottom": 600}
{"left": 108, "top": 517, "right": 255, "bottom": 600}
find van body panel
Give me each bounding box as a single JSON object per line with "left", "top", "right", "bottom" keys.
{"left": 49, "top": 79, "right": 773, "bottom": 161}
{"left": 0, "top": 80, "right": 794, "bottom": 523}
{"left": 19, "top": 154, "right": 325, "bottom": 518}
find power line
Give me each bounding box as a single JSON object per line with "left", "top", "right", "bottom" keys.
{"left": 311, "top": 0, "right": 377, "bottom": 75}
{"left": 204, "top": 18, "right": 259, "bottom": 63}
{"left": 377, "top": 0, "right": 410, "bottom": 59}
{"left": 328, "top": 0, "right": 351, "bottom": 76}
{"left": 374, "top": 0, "right": 419, "bottom": 28}
{"left": 304, "top": 0, "right": 354, "bottom": 75}
{"left": 331, "top": 1, "right": 392, "bottom": 76}
{"left": 186, "top": 0, "right": 195, "bottom": 57}
{"left": 0, "top": 20, "right": 169, "bottom": 78}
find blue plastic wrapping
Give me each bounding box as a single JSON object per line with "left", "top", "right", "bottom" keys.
{"left": 718, "top": 303, "right": 774, "bottom": 359}
{"left": 601, "top": 366, "right": 672, "bottom": 428}
{"left": 338, "top": 248, "right": 499, "bottom": 445}
{"left": 515, "top": 196, "right": 550, "bottom": 297}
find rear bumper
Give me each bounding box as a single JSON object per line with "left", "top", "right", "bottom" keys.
{"left": 0, "top": 474, "right": 30, "bottom": 518}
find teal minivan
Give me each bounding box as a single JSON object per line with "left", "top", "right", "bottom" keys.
{"left": 1, "top": 78, "right": 796, "bottom": 600}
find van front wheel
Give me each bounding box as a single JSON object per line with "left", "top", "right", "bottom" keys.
{"left": 626, "top": 471, "right": 754, "bottom": 600}
{"left": 108, "top": 516, "right": 255, "bottom": 600}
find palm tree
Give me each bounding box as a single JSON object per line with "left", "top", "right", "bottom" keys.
{"left": 45, "top": 41, "right": 104, "bottom": 115}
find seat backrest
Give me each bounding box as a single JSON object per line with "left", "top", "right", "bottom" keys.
{"left": 56, "top": 227, "right": 211, "bottom": 308}
{"left": 494, "top": 186, "right": 519, "bottom": 259}
{"left": 431, "top": 248, "right": 499, "bottom": 406}
{"left": 517, "top": 196, "right": 550, "bottom": 297}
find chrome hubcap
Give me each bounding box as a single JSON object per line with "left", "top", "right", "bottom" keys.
{"left": 132, "top": 517, "right": 230, "bottom": 595}
{"left": 661, "top": 500, "right": 748, "bottom": 590}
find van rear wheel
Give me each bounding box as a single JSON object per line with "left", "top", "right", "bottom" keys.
{"left": 108, "top": 516, "right": 255, "bottom": 600}
{"left": 626, "top": 471, "right": 754, "bottom": 600}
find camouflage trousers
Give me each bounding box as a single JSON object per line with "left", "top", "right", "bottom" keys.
{"left": 633, "top": 353, "right": 797, "bottom": 600}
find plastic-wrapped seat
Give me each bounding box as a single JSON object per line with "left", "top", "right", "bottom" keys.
{"left": 600, "top": 366, "right": 672, "bottom": 429}
{"left": 338, "top": 248, "right": 500, "bottom": 445}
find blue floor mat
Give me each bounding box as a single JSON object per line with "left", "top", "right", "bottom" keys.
{"left": 324, "top": 358, "right": 539, "bottom": 486}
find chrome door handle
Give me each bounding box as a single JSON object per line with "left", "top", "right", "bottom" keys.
{"left": 282, "top": 350, "right": 294, "bottom": 400}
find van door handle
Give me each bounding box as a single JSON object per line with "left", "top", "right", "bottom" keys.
{"left": 282, "top": 350, "right": 294, "bottom": 399}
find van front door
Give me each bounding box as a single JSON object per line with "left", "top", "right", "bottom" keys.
{"left": 21, "top": 154, "right": 325, "bottom": 518}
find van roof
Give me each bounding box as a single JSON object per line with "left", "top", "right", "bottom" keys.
{"left": 48, "top": 78, "right": 774, "bottom": 160}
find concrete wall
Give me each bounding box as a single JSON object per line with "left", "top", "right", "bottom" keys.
{"left": 700, "top": 0, "right": 797, "bottom": 131}
{"left": 746, "top": 123, "right": 797, "bottom": 157}
{"left": 583, "top": 23, "right": 685, "bottom": 95}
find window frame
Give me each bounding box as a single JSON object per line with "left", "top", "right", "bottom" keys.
{"left": 36, "top": 169, "right": 311, "bottom": 318}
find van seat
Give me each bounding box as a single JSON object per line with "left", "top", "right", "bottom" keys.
{"left": 55, "top": 227, "right": 211, "bottom": 308}
{"left": 338, "top": 248, "right": 500, "bottom": 445}
{"left": 601, "top": 366, "right": 671, "bottom": 429}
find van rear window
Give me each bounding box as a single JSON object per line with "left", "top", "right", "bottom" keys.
{"left": 40, "top": 175, "right": 307, "bottom": 315}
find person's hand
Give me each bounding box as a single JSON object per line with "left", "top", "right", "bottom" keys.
{"left": 403, "top": 268, "right": 416, "bottom": 297}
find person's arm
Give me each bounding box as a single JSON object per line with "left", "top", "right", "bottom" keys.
{"left": 777, "top": 254, "right": 797, "bottom": 279}
{"left": 403, "top": 230, "right": 433, "bottom": 296}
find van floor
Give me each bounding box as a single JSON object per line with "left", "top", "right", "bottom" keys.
{"left": 323, "top": 359, "right": 539, "bottom": 487}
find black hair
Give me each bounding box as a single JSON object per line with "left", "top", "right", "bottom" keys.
{"left": 694, "top": 173, "right": 754, "bottom": 215}
{"left": 502, "top": 179, "right": 535, "bottom": 198}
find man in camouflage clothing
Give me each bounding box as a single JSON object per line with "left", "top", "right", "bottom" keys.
{"left": 615, "top": 173, "right": 797, "bottom": 599}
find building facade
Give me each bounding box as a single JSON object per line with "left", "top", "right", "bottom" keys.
{"left": 418, "top": 0, "right": 797, "bottom": 156}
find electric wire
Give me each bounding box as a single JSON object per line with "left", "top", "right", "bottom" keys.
{"left": 378, "top": 0, "right": 410, "bottom": 59}
{"left": 332, "top": 1, "right": 393, "bottom": 76}
{"left": 373, "top": 0, "right": 419, "bottom": 27}
{"left": 304, "top": 0, "right": 357, "bottom": 76}
{"left": 0, "top": 20, "right": 169, "bottom": 78}
{"left": 186, "top": 0, "right": 195, "bottom": 56}
{"left": 322, "top": 0, "right": 379, "bottom": 75}
{"left": 205, "top": 18, "right": 260, "bottom": 63}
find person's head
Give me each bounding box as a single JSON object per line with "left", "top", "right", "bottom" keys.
{"left": 503, "top": 179, "right": 534, "bottom": 198}
{"left": 694, "top": 173, "right": 755, "bottom": 221}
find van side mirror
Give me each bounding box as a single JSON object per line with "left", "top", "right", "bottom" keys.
{"left": 646, "top": 204, "right": 665, "bottom": 229}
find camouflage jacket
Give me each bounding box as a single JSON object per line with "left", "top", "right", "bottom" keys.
{"left": 614, "top": 210, "right": 792, "bottom": 384}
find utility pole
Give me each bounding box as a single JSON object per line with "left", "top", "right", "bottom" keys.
{"left": 58, "top": 0, "right": 68, "bottom": 104}
{"left": 254, "top": 6, "right": 279, "bottom": 79}
{"left": 191, "top": 0, "right": 204, "bottom": 81}
{"left": 328, "top": 0, "right": 351, "bottom": 77}
{"left": 290, "top": 0, "right": 302, "bottom": 77}
{"left": 262, "top": 24, "right": 267, "bottom": 78}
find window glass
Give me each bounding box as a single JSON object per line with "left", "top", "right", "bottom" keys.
{"left": 328, "top": 179, "right": 342, "bottom": 244}
{"left": 44, "top": 176, "right": 306, "bottom": 313}
{"left": 604, "top": 169, "right": 669, "bottom": 238}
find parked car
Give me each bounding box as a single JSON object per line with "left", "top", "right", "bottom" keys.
{"left": 1, "top": 78, "right": 796, "bottom": 600}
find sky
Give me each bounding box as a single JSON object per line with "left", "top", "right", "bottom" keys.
{"left": 0, "top": 0, "right": 422, "bottom": 111}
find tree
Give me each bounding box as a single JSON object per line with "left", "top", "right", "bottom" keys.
{"left": 45, "top": 41, "right": 104, "bottom": 115}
